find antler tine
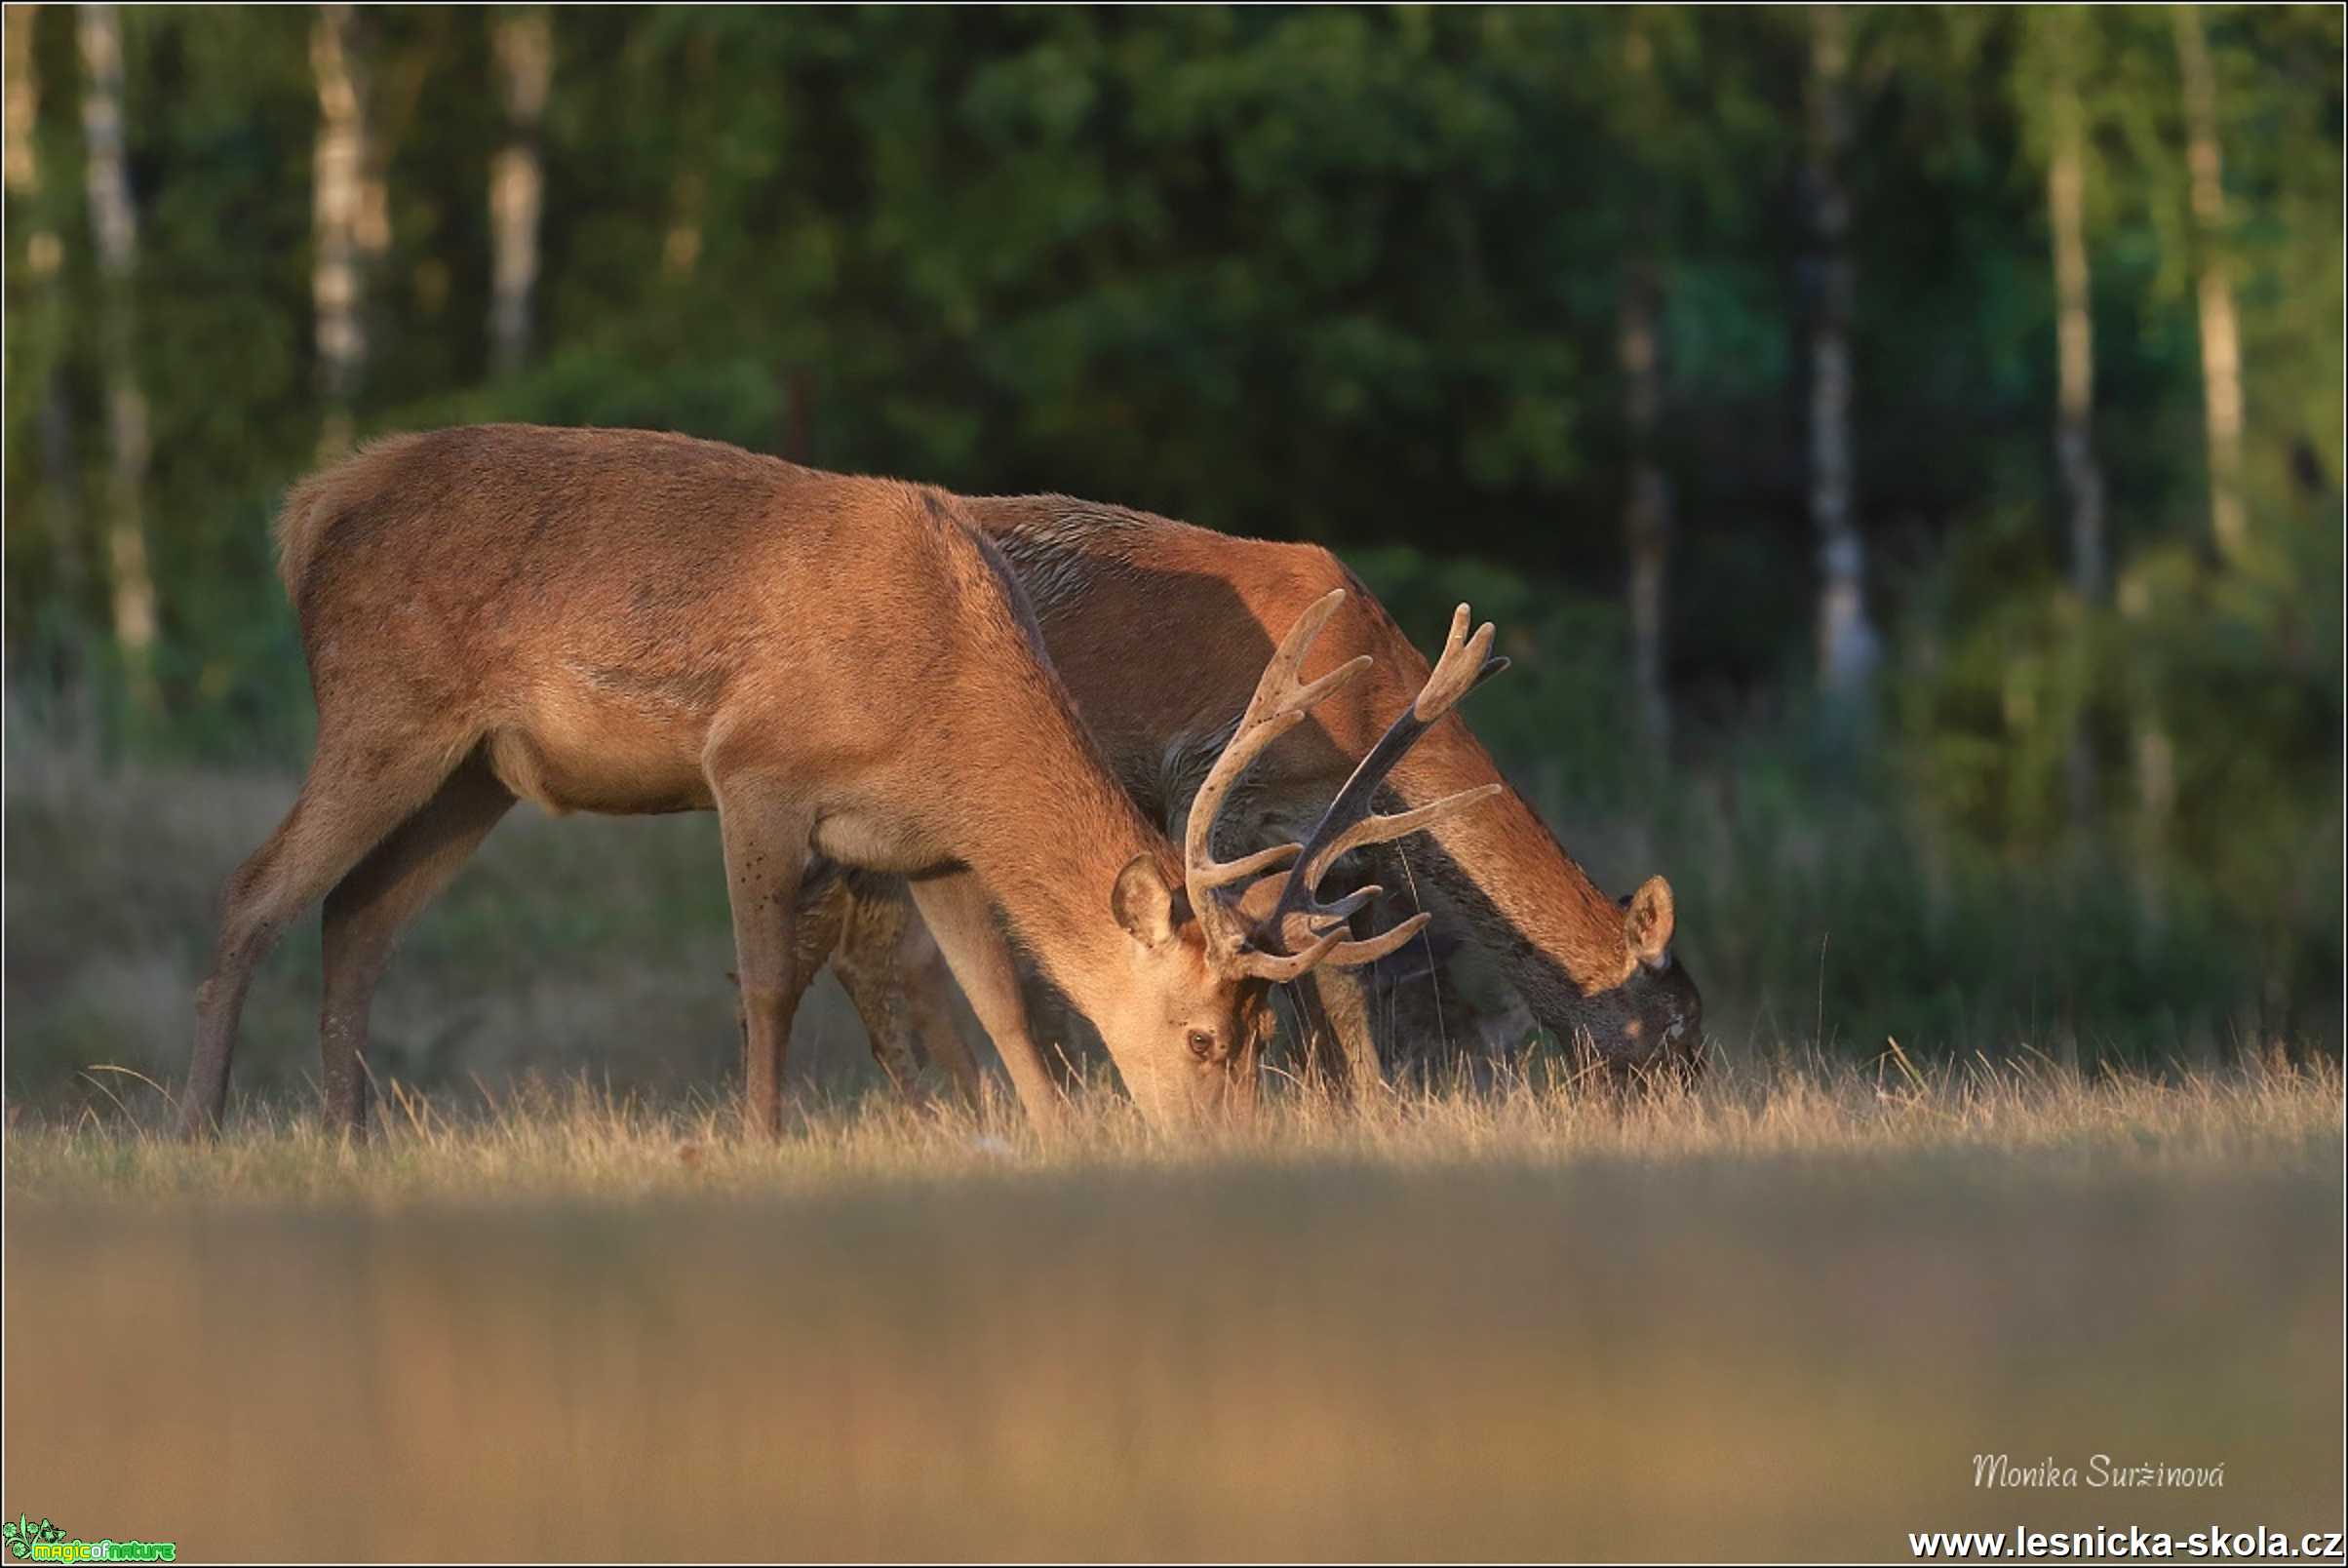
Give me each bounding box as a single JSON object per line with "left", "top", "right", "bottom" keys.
{"left": 1184, "top": 590, "right": 1357, "bottom": 881}
{"left": 1265, "top": 604, "right": 1508, "bottom": 941}
{"left": 1187, "top": 590, "right": 1373, "bottom": 961}
{"left": 1298, "top": 783, "right": 1503, "bottom": 892}
{"left": 1415, "top": 605, "right": 1502, "bottom": 720}
{"left": 1228, "top": 923, "right": 1347, "bottom": 986}
{"left": 1193, "top": 840, "right": 1303, "bottom": 892}
{"left": 1313, "top": 911, "right": 1433, "bottom": 971}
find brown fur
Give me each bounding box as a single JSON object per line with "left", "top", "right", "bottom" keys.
{"left": 184, "top": 426, "right": 1284, "bottom": 1139}
{"left": 819, "top": 493, "right": 1702, "bottom": 1077}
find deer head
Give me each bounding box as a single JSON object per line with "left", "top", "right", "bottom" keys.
{"left": 1091, "top": 591, "right": 1507, "bottom": 1122}
{"left": 1584, "top": 875, "right": 1702, "bottom": 1079}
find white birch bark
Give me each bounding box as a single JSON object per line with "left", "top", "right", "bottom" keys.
{"left": 2041, "top": 20, "right": 2108, "bottom": 829}
{"left": 2172, "top": 4, "right": 2247, "bottom": 562}
{"left": 489, "top": 6, "right": 552, "bottom": 374}
{"left": 311, "top": 2, "right": 385, "bottom": 455}
{"left": 77, "top": 2, "right": 157, "bottom": 701}
{"left": 1804, "top": 4, "right": 1877, "bottom": 711}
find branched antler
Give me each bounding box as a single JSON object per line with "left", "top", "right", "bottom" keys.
{"left": 1184, "top": 589, "right": 1369, "bottom": 970}
{"left": 1186, "top": 594, "right": 1508, "bottom": 983}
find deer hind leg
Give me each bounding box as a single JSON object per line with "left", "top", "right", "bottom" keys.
{"left": 830, "top": 875, "right": 983, "bottom": 1107}
{"left": 710, "top": 769, "right": 814, "bottom": 1139}
{"left": 907, "top": 870, "right": 1065, "bottom": 1136}
{"left": 891, "top": 911, "right": 983, "bottom": 1104}
{"left": 318, "top": 750, "right": 514, "bottom": 1139}
{"left": 181, "top": 725, "right": 473, "bottom": 1138}
{"left": 784, "top": 871, "right": 919, "bottom": 1100}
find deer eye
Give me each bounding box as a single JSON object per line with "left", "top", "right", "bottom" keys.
{"left": 1188, "top": 1030, "right": 1216, "bottom": 1060}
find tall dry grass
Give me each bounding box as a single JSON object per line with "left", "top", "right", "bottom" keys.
{"left": 6, "top": 1049, "right": 2342, "bottom": 1205}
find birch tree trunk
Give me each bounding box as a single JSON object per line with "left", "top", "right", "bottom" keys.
{"left": 2172, "top": 3, "right": 2247, "bottom": 563}
{"left": 4, "top": 5, "right": 41, "bottom": 216}
{"left": 77, "top": 2, "right": 158, "bottom": 708}
{"left": 489, "top": 6, "right": 552, "bottom": 375}
{"left": 311, "top": 2, "right": 384, "bottom": 457}
{"left": 2041, "top": 17, "right": 2106, "bottom": 827}
{"left": 2046, "top": 85, "right": 2103, "bottom": 603}
{"left": 1804, "top": 4, "right": 1877, "bottom": 718}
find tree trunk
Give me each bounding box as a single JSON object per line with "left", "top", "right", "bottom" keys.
{"left": 489, "top": 6, "right": 552, "bottom": 375}
{"left": 76, "top": 2, "right": 158, "bottom": 709}
{"left": 4, "top": 5, "right": 38, "bottom": 197}
{"left": 1620, "top": 253, "right": 1671, "bottom": 750}
{"left": 2173, "top": 3, "right": 2246, "bottom": 563}
{"left": 2046, "top": 84, "right": 2103, "bottom": 603}
{"left": 311, "top": 2, "right": 382, "bottom": 457}
{"left": 2042, "top": 19, "right": 2106, "bottom": 828}
{"left": 1616, "top": 13, "right": 1672, "bottom": 752}
{"left": 665, "top": 168, "right": 705, "bottom": 279}
{"left": 1804, "top": 4, "right": 1876, "bottom": 716}
{"left": 7, "top": 5, "right": 81, "bottom": 611}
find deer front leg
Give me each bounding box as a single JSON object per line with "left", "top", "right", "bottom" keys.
{"left": 1282, "top": 865, "right": 1388, "bottom": 1097}
{"left": 1370, "top": 937, "right": 1498, "bottom": 1086}
{"left": 711, "top": 771, "right": 813, "bottom": 1139}
{"left": 1294, "top": 965, "right": 1386, "bottom": 1098}
{"left": 906, "top": 870, "right": 1067, "bottom": 1137}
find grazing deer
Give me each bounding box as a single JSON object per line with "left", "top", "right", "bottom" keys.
{"left": 800, "top": 494, "right": 1702, "bottom": 1100}
{"left": 180, "top": 425, "right": 1499, "bottom": 1138}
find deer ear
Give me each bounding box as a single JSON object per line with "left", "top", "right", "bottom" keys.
{"left": 1624, "top": 875, "right": 1675, "bottom": 968}
{"left": 1112, "top": 856, "right": 1188, "bottom": 950}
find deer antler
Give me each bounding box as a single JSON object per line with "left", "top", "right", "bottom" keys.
{"left": 1184, "top": 589, "right": 1370, "bottom": 970}
{"left": 1256, "top": 603, "right": 1507, "bottom": 965}
{"left": 1186, "top": 594, "right": 1508, "bottom": 983}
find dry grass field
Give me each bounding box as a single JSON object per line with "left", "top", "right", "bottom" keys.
{"left": 6, "top": 1056, "right": 2341, "bottom": 1559}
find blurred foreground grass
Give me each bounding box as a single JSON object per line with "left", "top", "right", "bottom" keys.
{"left": 6, "top": 1060, "right": 2342, "bottom": 1559}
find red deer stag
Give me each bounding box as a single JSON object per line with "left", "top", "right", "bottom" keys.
{"left": 799, "top": 494, "right": 1702, "bottom": 1103}
{"left": 180, "top": 426, "right": 1500, "bottom": 1138}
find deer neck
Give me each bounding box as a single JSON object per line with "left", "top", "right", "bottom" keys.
{"left": 1388, "top": 730, "right": 1633, "bottom": 1017}
{"left": 944, "top": 723, "right": 1174, "bottom": 1006}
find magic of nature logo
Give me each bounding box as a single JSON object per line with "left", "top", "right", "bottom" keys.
{"left": 2, "top": 1515, "right": 176, "bottom": 1563}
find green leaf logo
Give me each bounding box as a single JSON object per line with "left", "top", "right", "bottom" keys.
{"left": 2, "top": 1515, "right": 66, "bottom": 1557}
